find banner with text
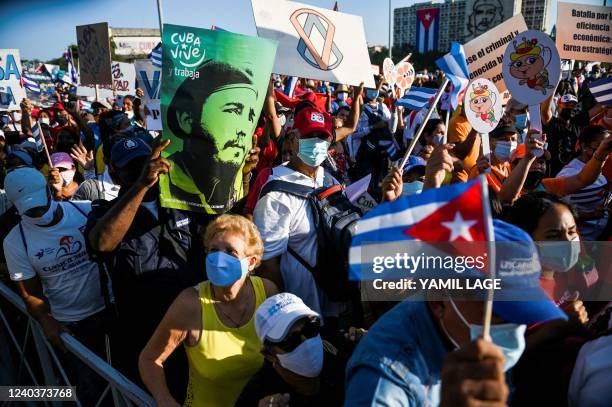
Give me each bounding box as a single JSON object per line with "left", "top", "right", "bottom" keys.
{"left": 134, "top": 59, "right": 161, "bottom": 105}
{"left": 251, "top": 0, "right": 375, "bottom": 87}
{"left": 111, "top": 61, "right": 135, "bottom": 96}
{"left": 463, "top": 14, "right": 528, "bottom": 98}
{"left": 0, "top": 49, "right": 27, "bottom": 111}
{"left": 76, "top": 22, "right": 112, "bottom": 85}
{"left": 556, "top": 2, "right": 612, "bottom": 63}
{"left": 160, "top": 24, "right": 277, "bottom": 214}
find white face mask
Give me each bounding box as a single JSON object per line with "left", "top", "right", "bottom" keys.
{"left": 61, "top": 170, "right": 75, "bottom": 186}
{"left": 276, "top": 335, "right": 324, "bottom": 378}
{"left": 21, "top": 198, "right": 58, "bottom": 227}
{"left": 125, "top": 111, "right": 134, "bottom": 119}
{"left": 432, "top": 134, "right": 445, "bottom": 145}
{"left": 40, "top": 117, "right": 50, "bottom": 125}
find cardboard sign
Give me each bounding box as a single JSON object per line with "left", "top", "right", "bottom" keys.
{"left": 76, "top": 22, "right": 112, "bottom": 85}
{"left": 463, "top": 78, "right": 502, "bottom": 134}
{"left": 0, "top": 49, "right": 27, "bottom": 111}
{"left": 160, "top": 24, "right": 277, "bottom": 214}
{"left": 463, "top": 14, "right": 528, "bottom": 99}
{"left": 145, "top": 102, "right": 162, "bottom": 131}
{"left": 251, "top": 0, "right": 375, "bottom": 87}
{"left": 556, "top": 2, "right": 612, "bottom": 63}
{"left": 383, "top": 57, "right": 415, "bottom": 94}
{"left": 502, "top": 30, "right": 560, "bottom": 105}
{"left": 111, "top": 61, "right": 135, "bottom": 96}
{"left": 134, "top": 59, "right": 161, "bottom": 105}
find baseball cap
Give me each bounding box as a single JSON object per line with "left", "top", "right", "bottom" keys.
{"left": 559, "top": 94, "right": 578, "bottom": 104}
{"left": 491, "top": 123, "right": 517, "bottom": 139}
{"left": 255, "top": 293, "right": 320, "bottom": 342}
{"left": 489, "top": 219, "right": 567, "bottom": 326}
{"left": 5, "top": 167, "right": 49, "bottom": 215}
{"left": 293, "top": 106, "right": 333, "bottom": 140}
{"left": 110, "top": 137, "right": 152, "bottom": 168}
{"left": 404, "top": 156, "right": 426, "bottom": 175}
{"left": 7, "top": 147, "right": 34, "bottom": 167}
{"left": 51, "top": 152, "right": 74, "bottom": 169}
{"left": 51, "top": 103, "right": 65, "bottom": 112}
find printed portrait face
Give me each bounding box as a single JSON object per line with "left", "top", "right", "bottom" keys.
{"left": 473, "top": 3, "right": 497, "bottom": 31}
{"left": 509, "top": 55, "right": 545, "bottom": 79}
{"left": 200, "top": 86, "right": 257, "bottom": 165}
{"left": 470, "top": 96, "right": 493, "bottom": 113}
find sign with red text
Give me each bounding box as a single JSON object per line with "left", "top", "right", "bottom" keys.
{"left": 111, "top": 61, "right": 135, "bottom": 96}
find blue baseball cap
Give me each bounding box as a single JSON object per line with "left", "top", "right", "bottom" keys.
{"left": 7, "top": 147, "right": 33, "bottom": 167}
{"left": 489, "top": 219, "right": 567, "bottom": 326}
{"left": 404, "top": 156, "right": 426, "bottom": 175}
{"left": 5, "top": 167, "right": 48, "bottom": 215}
{"left": 110, "top": 137, "right": 152, "bottom": 168}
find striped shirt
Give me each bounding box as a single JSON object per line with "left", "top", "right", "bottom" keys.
{"left": 557, "top": 159, "right": 608, "bottom": 212}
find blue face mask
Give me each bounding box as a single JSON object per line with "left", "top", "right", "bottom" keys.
{"left": 402, "top": 181, "right": 424, "bottom": 196}
{"left": 205, "top": 251, "right": 249, "bottom": 287}
{"left": 298, "top": 138, "right": 330, "bottom": 167}
{"left": 446, "top": 298, "right": 526, "bottom": 372}
{"left": 515, "top": 114, "right": 528, "bottom": 130}
{"left": 365, "top": 89, "right": 379, "bottom": 100}
{"left": 494, "top": 140, "right": 517, "bottom": 162}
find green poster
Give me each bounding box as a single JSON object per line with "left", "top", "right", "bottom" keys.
{"left": 160, "top": 24, "right": 277, "bottom": 213}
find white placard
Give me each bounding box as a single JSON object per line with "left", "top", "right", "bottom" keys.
{"left": 463, "top": 78, "right": 503, "bottom": 134}
{"left": 145, "top": 102, "right": 162, "bottom": 131}
{"left": 134, "top": 59, "right": 161, "bottom": 105}
{"left": 0, "top": 49, "right": 27, "bottom": 111}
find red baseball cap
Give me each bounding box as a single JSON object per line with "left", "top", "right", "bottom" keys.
{"left": 293, "top": 106, "right": 333, "bottom": 140}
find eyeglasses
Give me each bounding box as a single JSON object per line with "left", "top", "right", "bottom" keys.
{"left": 265, "top": 316, "right": 321, "bottom": 353}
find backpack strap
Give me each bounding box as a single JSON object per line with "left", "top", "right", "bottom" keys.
{"left": 18, "top": 222, "right": 28, "bottom": 255}
{"left": 287, "top": 245, "right": 315, "bottom": 272}
{"left": 259, "top": 179, "right": 314, "bottom": 200}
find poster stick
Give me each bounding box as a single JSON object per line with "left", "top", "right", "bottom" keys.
{"left": 37, "top": 119, "right": 53, "bottom": 168}
{"left": 479, "top": 176, "right": 496, "bottom": 342}
{"left": 157, "top": 0, "right": 164, "bottom": 35}
{"left": 94, "top": 85, "right": 100, "bottom": 102}
{"left": 443, "top": 107, "right": 451, "bottom": 144}
{"left": 399, "top": 77, "right": 449, "bottom": 170}
{"left": 480, "top": 132, "right": 491, "bottom": 173}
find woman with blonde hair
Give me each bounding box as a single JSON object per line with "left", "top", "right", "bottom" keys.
{"left": 139, "top": 214, "right": 277, "bottom": 407}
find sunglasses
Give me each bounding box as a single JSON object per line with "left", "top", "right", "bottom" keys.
{"left": 266, "top": 316, "right": 321, "bottom": 353}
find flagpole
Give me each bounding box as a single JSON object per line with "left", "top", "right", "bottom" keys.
{"left": 156, "top": 0, "right": 164, "bottom": 35}
{"left": 388, "top": 0, "right": 393, "bottom": 58}
{"left": 399, "top": 77, "right": 449, "bottom": 170}
{"left": 443, "top": 106, "right": 451, "bottom": 144}
{"left": 37, "top": 119, "right": 53, "bottom": 168}
{"left": 479, "top": 175, "right": 495, "bottom": 342}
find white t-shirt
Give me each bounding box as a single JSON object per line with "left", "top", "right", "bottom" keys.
{"left": 253, "top": 165, "right": 339, "bottom": 317}
{"left": 568, "top": 333, "right": 612, "bottom": 407}
{"left": 3, "top": 201, "right": 105, "bottom": 322}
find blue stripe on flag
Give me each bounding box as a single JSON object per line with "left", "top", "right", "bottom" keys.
{"left": 397, "top": 87, "right": 437, "bottom": 110}
{"left": 589, "top": 77, "right": 612, "bottom": 106}
{"left": 436, "top": 42, "right": 470, "bottom": 110}
{"left": 31, "top": 123, "right": 44, "bottom": 152}
{"left": 22, "top": 74, "right": 41, "bottom": 94}
{"left": 149, "top": 43, "right": 162, "bottom": 68}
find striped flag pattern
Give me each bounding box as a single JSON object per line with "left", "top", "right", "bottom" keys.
{"left": 436, "top": 42, "right": 470, "bottom": 110}
{"left": 397, "top": 87, "right": 438, "bottom": 110}
{"left": 21, "top": 73, "right": 41, "bottom": 94}
{"left": 31, "top": 122, "right": 45, "bottom": 152}
{"left": 149, "top": 43, "right": 162, "bottom": 68}
{"left": 589, "top": 76, "right": 612, "bottom": 106}
{"left": 65, "top": 49, "right": 78, "bottom": 85}
{"left": 385, "top": 136, "right": 402, "bottom": 161}
{"left": 415, "top": 8, "right": 440, "bottom": 53}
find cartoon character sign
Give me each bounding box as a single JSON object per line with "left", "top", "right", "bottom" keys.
{"left": 382, "top": 57, "right": 415, "bottom": 96}
{"left": 502, "top": 30, "right": 561, "bottom": 105}
{"left": 463, "top": 78, "right": 503, "bottom": 134}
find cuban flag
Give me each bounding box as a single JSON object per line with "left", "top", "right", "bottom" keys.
{"left": 397, "top": 87, "right": 437, "bottom": 110}
{"left": 385, "top": 136, "right": 402, "bottom": 161}
{"left": 31, "top": 122, "right": 45, "bottom": 153}
{"left": 64, "top": 50, "right": 78, "bottom": 85}
{"left": 21, "top": 73, "right": 41, "bottom": 94}
{"left": 283, "top": 76, "right": 298, "bottom": 97}
{"left": 589, "top": 77, "right": 612, "bottom": 106}
{"left": 436, "top": 42, "right": 470, "bottom": 110}
{"left": 415, "top": 8, "right": 440, "bottom": 53}
{"left": 349, "top": 178, "right": 490, "bottom": 281}
{"left": 149, "top": 43, "right": 162, "bottom": 68}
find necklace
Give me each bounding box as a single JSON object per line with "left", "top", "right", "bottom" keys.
{"left": 213, "top": 279, "right": 253, "bottom": 328}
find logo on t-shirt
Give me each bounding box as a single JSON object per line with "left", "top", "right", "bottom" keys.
{"left": 35, "top": 248, "right": 55, "bottom": 259}
{"left": 56, "top": 236, "right": 82, "bottom": 259}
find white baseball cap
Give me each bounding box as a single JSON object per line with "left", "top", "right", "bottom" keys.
{"left": 255, "top": 293, "right": 319, "bottom": 342}
{"left": 5, "top": 167, "right": 49, "bottom": 215}
{"left": 559, "top": 94, "right": 578, "bottom": 104}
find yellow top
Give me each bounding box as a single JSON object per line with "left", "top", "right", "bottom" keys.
{"left": 184, "top": 276, "right": 266, "bottom": 407}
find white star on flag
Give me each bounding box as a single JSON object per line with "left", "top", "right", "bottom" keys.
{"left": 441, "top": 212, "right": 477, "bottom": 241}
{"left": 425, "top": 13, "right": 431, "bottom": 21}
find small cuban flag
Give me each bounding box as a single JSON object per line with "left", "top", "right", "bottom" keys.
{"left": 31, "top": 122, "right": 45, "bottom": 153}
{"left": 436, "top": 42, "right": 471, "bottom": 110}
{"left": 149, "top": 43, "right": 162, "bottom": 68}
{"left": 396, "top": 87, "right": 438, "bottom": 111}
{"left": 588, "top": 76, "right": 612, "bottom": 106}
{"left": 21, "top": 73, "right": 41, "bottom": 94}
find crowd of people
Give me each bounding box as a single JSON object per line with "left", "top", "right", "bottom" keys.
{"left": 0, "top": 61, "right": 611, "bottom": 407}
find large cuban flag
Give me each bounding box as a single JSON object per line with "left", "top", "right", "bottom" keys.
{"left": 349, "top": 179, "right": 489, "bottom": 281}
{"left": 415, "top": 8, "right": 440, "bottom": 54}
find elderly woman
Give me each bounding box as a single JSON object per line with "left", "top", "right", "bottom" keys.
{"left": 139, "top": 214, "right": 277, "bottom": 407}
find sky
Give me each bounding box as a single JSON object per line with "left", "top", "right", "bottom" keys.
{"left": 0, "top": 0, "right": 607, "bottom": 61}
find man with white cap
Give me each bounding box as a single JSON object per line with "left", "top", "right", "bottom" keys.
{"left": 236, "top": 292, "right": 345, "bottom": 406}
{"left": 3, "top": 167, "right": 108, "bottom": 404}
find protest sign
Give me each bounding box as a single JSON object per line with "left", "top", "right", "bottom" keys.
{"left": 160, "top": 24, "right": 277, "bottom": 214}
{"left": 463, "top": 14, "right": 528, "bottom": 99}
{"left": 134, "top": 59, "right": 161, "bottom": 105}
{"left": 463, "top": 78, "right": 502, "bottom": 134}
{"left": 0, "top": 49, "right": 27, "bottom": 111}
{"left": 76, "top": 22, "right": 112, "bottom": 85}
{"left": 383, "top": 57, "right": 415, "bottom": 95}
{"left": 111, "top": 61, "right": 135, "bottom": 96}
{"left": 145, "top": 102, "right": 162, "bottom": 130}
{"left": 76, "top": 83, "right": 113, "bottom": 99}
{"left": 556, "top": 2, "right": 612, "bottom": 63}
{"left": 251, "top": 0, "right": 375, "bottom": 87}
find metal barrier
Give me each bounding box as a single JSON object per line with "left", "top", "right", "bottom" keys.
{"left": 0, "top": 282, "right": 156, "bottom": 407}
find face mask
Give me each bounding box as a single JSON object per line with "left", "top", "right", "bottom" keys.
{"left": 125, "top": 111, "right": 134, "bottom": 119}
{"left": 524, "top": 171, "right": 544, "bottom": 190}
{"left": 61, "top": 170, "right": 75, "bottom": 186}
{"left": 447, "top": 298, "right": 527, "bottom": 371}
{"left": 205, "top": 251, "right": 249, "bottom": 287}
{"left": 536, "top": 236, "right": 581, "bottom": 272}
{"left": 365, "top": 89, "right": 379, "bottom": 100}
{"left": 515, "top": 114, "right": 528, "bottom": 130}
{"left": 494, "top": 140, "right": 517, "bottom": 162}
{"left": 402, "top": 181, "right": 424, "bottom": 196}
{"left": 559, "top": 108, "right": 575, "bottom": 121}
{"left": 278, "top": 115, "right": 287, "bottom": 127}
{"left": 21, "top": 198, "right": 58, "bottom": 227}
{"left": 298, "top": 138, "right": 330, "bottom": 167}
{"left": 432, "top": 134, "right": 445, "bottom": 145}
{"left": 40, "top": 117, "right": 50, "bottom": 126}
{"left": 336, "top": 92, "right": 348, "bottom": 101}
{"left": 276, "top": 335, "right": 324, "bottom": 378}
